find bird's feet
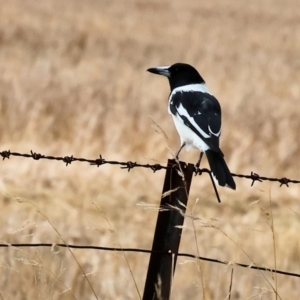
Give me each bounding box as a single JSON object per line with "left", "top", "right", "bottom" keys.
{"left": 194, "top": 152, "right": 203, "bottom": 175}
{"left": 194, "top": 163, "right": 202, "bottom": 175}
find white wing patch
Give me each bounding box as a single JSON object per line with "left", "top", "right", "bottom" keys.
{"left": 168, "top": 98, "right": 172, "bottom": 114}
{"left": 177, "top": 103, "right": 210, "bottom": 139}
{"left": 208, "top": 125, "right": 221, "bottom": 137}
{"left": 168, "top": 84, "right": 210, "bottom": 115}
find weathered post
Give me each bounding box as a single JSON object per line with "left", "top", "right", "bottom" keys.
{"left": 142, "top": 159, "right": 194, "bottom": 300}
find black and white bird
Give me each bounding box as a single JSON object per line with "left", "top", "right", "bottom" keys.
{"left": 147, "top": 63, "right": 236, "bottom": 190}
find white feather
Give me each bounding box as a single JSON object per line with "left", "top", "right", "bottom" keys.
{"left": 168, "top": 83, "right": 213, "bottom": 152}
{"left": 172, "top": 113, "right": 210, "bottom": 152}
{"left": 176, "top": 103, "right": 210, "bottom": 139}
{"left": 208, "top": 125, "right": 221, "bottom": 137}
{"left": 171, "top": 83, "right": 211, "bottom": 95}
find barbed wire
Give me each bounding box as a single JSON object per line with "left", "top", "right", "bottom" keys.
{"left": 1, "top": 151, "right": 299, "bottom": 281}
{"left": 1, "top": 150, "right": 299, "bottom": 187}
{"left": 0, "top": 243, "right": 299, "bottom": 278}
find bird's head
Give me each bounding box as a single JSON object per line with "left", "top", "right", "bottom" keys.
{"left": 147, "top": 63, "right": 205, "bottom": 90}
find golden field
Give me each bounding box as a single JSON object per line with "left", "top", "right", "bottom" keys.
{"left": 0, "top": 0, "right": 300, "bottom": 299}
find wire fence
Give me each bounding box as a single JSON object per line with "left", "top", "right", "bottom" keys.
{"left": 1, "top": 150, "right": 300, "bottom": 187}
{"left": 1, "top": 149, "right": 300, "bottom": 296}
{"left": 1, "top": 243, "right": 299, "bottom": 278}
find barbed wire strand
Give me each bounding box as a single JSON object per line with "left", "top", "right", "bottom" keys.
{"left": 1, "top": 150, "right": 299, "bottom": 188}
{"left": 1, "top": 151, "right": 299, "bottom": 279}
{"left": 1, "top": 151, "right": 298, "bottom": 272}
{"left": 0, "top": 243, "right": 299, "bottom": 278}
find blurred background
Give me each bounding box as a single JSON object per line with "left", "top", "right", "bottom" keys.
{"left": 0, "top": 0, "right": 300, "bottom": 299}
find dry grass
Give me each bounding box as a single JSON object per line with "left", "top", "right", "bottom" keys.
{"left": 0, "top": 0, "right": 300, "bottom": 299}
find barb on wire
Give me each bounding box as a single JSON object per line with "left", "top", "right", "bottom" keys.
{"left": 1, "top": 243, "right": 299, "bottom": 278}
{"left": 1, "top": 150, "right": 300, "bottom": 187}
{"left": 231, "top": 170, "right": 299, "bottom": 187}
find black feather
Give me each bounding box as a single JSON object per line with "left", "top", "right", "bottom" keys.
{"left": 206, "top": 150, "right": 236, "bottom": 190}
{"left": 169, "top": 91, "right": 222, "bottom": 153}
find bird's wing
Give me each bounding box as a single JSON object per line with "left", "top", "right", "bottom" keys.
{"left": 169, "top": 91, "right": 223, "bottom": 154}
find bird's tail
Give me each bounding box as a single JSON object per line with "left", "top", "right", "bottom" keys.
{"left": 205, "top": 150, "right": 236, "bottom": 190}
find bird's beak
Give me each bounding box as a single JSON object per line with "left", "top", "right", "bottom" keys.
{"left": 147, "top": 66, "right": 171, "bottom": 77}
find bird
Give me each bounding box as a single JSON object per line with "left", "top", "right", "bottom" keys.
{"left": 147, "top": 62, "right": 236, "bottom": 190}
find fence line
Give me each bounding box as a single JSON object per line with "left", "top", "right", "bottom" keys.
{"left": 1, "top": 150, "right": 299, "bottom": 187}
{"left": 1, "top": 243, "right": 299, "bottom": 278}
{"left": 1, "top": 150, "right": 300, "bottom": 298}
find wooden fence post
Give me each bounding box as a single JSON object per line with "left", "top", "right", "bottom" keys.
{"left": 142, "top": 159, "right": 194, "bottom": 300}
